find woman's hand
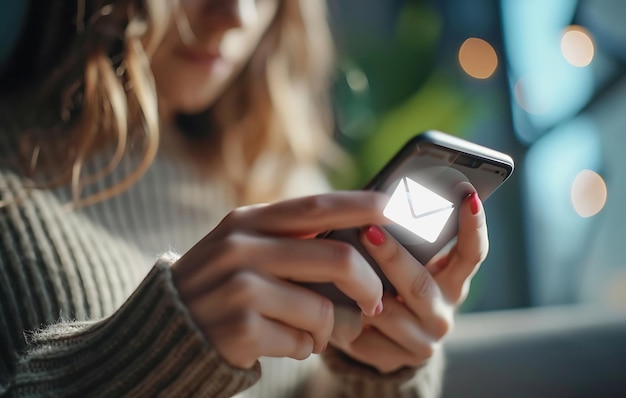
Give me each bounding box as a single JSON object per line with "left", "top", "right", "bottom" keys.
{"left": 330, "top": 192, "right": 488, "bottom": 373}
{"left": 171, "top": 192, "right": 390, "bottom": 369}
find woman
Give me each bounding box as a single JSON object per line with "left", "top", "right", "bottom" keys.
{"left": 0, "top": 0, "right": 488, "bottom": 397}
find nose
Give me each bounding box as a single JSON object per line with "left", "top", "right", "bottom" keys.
{"left": 201, "top": 0, "right": 259, "bottom": 30}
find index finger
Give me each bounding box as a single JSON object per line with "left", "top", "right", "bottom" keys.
{"left": 225, "top": 191, "right": 391, "bottom": 236}
{"left": 433, "top": 192, "right": 489, "bottom": 304}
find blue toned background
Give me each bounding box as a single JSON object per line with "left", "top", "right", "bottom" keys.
{"left": 0, "top": 1, "right": 27, "bottom": 71}
{"left": 328, "top": 0, "right": 626, "bottom": 315}
{"left": 328, "top": 3, "right": 626, "bottom": 395}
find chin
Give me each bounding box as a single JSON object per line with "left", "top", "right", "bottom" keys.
{"left": 177, "top": 100, "right": 215, "bottom": 116}
{"left": 155, "top": 72, "right": 226, "bottom": 115}
{"left": 169, "top": 88, "right": 221, "bottom": 116}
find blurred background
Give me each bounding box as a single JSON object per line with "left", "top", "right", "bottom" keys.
{"left": 327, "top": 2, "right": 626, "bottom": 394}
{"left": 327, "top": 0, "right": 626, "bottom": 315}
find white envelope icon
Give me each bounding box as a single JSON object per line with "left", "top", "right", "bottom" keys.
{"left": 383, "top": 177, "right": 454, "bottom": 243}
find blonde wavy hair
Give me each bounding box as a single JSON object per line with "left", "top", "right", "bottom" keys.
{"left": 2, "top": 0, "right": 336, "bottom": 206}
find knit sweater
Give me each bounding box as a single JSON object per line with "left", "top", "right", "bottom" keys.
{"left": 0, "top": 116, "right": 443, "bottom": 397}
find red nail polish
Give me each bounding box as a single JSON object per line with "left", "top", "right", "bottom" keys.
{"left": 468, "top": 192, "right": 480, "bottom": 215}
{"left": 365, "top": 225, "right": 385, "bottom": 246}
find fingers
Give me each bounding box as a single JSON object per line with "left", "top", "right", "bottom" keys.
{"left": 190, "top": 271, "right": 333, "bottom": 360}
{"left": 432, "top": 192, "right": 488, "bottom": 304}
{"left": 222, "top": 191, "right": 390, "bottom": 236}
{"left": 361, "top": 295, "right": 444, "bottom": 356}
{"left": 331, "top": 306, "right": 363, "bottom": 345}
{"left": 323, "top": 191, "right": 486, "bottom": 374}
{"left": 332, "top": 327, "right": 432, "bottom": 374}
{"left": 261, "top": 238, "right": 383, "bottom": 316}
{"left": 175, "top": 190, "right": 387, "bottom": 318}
{"left": 207, "top": 312, "right": 315, "bottom": 369}
{"left": 181, "top": 234, "right": 383, "bottom": 316}
{"left": 360, "top": 225, "right": 450, "bottom": 338}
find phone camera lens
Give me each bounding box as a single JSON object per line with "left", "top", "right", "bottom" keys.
{"left": 454, "top": 155, "right": 482, "bottom": 169}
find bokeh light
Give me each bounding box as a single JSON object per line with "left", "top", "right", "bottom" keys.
{"left": 458, "top": 37, "right": 498, "bottom": 79}
{"left": 345, "top": 68, "right": 369, "bottom": 93}
{"left": 514, "top": 75, "right": 553, "bottom": 115}
{"left": 571, "top": 169, "right": 607, "bottom": 217}
{"left": 561, "top": 25, "right": 595, "bottom": 67}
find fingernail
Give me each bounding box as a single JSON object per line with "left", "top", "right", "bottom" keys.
{"left": 374, "top": 300, "right": 383, "bottom": 315}
{"left": 467, "top": 192, "right": 480, "bottom": 215}
{"left": 321, "top": 344, "right": 328, "bottom": 353}
{"left": 365, "top": 225, "right": 385, "bottom": 246}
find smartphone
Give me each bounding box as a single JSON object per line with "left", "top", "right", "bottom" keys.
{"left": 310, "top": 130, "right": 514, "bottom": 308}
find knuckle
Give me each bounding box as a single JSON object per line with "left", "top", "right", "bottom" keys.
{"left": 318, "top": 297, "right": 334, "bottom": 326}
{"left": 227, "top": 271, "right": 262, "bottom": 307}
{"left": 408, "top": 343, "right": 434, "bottom": 366}
{"left": 231, "top": 309, "right": 262, "bottom": 349}
{"left": 296, "top": 195, "right": 330, "bottom": 218}
{"left": 222, "top": 208, "right": 244, "bottom": 229}
{"left": 448, "top": 280, "right": 471, "bottom": 304}
{"left": 329, "top": 242, "right": 360, "bottom": 279}
{"left": 215, "top": 232, "right": 250, "bottom": 265}
{"left": 457, "top": 244, "right": 486, "bottom": 267}
{"left": 407, "top": 346, "right": 433, "bottom": 368}
{"left": 410, "top": 271, "right": 435, "bottom": 299}
{"left": 430, "top": 316, "right": 451, "bottom": 340}
{"left": 222, "top": 204, "right": 267, "bottom": 230}
{"left": 421, "top": 342, "right": 436, "bottom": 360}
{"left": 380, "top": 241, "right": 403, "bottom": 265}
{"left": 461, "top": 251, "right": 483, "bottom": 268}
{"left": 221, "top": 232, "right": 249, "bottom": 254}
{"left": 372, "top": 192, "right": 391, "bottom": 213}
{"left": 208, "top": 312, "right": 261, "bottom": 369}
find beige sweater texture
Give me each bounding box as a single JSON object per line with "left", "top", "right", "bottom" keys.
{"left": 0, "top": 118, "right": 443, "bottom": 397}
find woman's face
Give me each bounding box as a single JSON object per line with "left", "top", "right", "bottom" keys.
{"left": 151, "top": 0, "right": 280, "bottom": 119}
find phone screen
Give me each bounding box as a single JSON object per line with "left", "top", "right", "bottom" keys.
{"left": 311, "top": 134, "right": 513, "bottom": 308}
{"left": 377, "top": 142, "right": 510, "bottom": 255}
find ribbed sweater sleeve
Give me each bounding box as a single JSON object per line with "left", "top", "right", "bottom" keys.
{"left": 0, "top": 170, "right": 260, "bottom": 397}
{"left": 314, "top": 346, "right": 444, "bottom": 398}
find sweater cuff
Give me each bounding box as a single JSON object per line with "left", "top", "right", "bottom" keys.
{"left": 16, "top": 253, "right": 261, "bottom": 397}
{"left": 319, "top": 345, "right": 444, "bottom": 398}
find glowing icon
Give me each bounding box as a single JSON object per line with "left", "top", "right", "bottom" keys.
{"left": 384, "top": 177, "right": 454, "bottom": 243}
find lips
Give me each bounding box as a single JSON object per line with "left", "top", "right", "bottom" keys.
{"left": 175, "top": 48, "right": 224, "bottom": 70}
